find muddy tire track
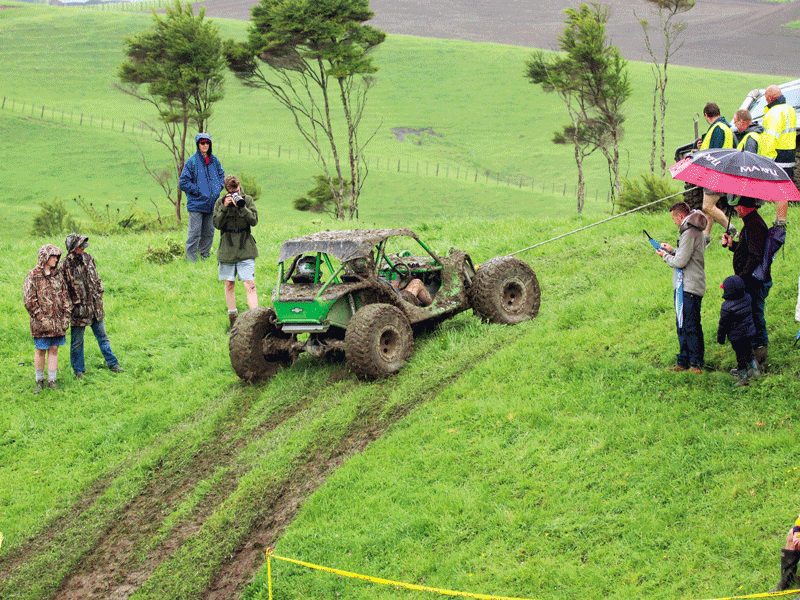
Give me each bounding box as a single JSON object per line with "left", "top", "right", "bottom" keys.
{"left": 2, "top": 325, "right": 516, "bottom": 600}
{"left": 48, "top": 385, "right": 319, "bottom": 600}
{"left": 199, "top": 341, "right": 509, "bottom": 600}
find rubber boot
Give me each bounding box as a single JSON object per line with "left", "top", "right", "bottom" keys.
{"left": 229, "top": 311, "right": 238, "bottom": 329}
{"left": 753, "top": 345, "right": 768, "bottom": 373}
{"left": 749, "top": 358, "right": 761, "bottom": 380}
{"left": 734, "top": 370, "right": 750, "bottom": 387}
{"left": 771, "top": 549, "right": 800, "bottom": 592}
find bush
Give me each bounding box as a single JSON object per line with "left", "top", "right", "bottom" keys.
{"left": 293, "top": 174, "right": 350, "bottom": 215}
{"left": 238, "top": 172, "right": 262, "bottom": 202}
{"left": 30, "top": 198, "right": 81, "bottom": 237}
{"left": 72, "top": 196, "right": 176, "bottom": 234}
{"left": 617, "top": 173, "right": 680, "bottom": 214}
{"left": 143, "top": 238, "right": 184, "bottom": 264}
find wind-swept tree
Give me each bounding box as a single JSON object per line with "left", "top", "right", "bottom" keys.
{"left": 637, "top": 0, "right": 695, "bottom": 176}
{"left": 117, "top": 0, "right": 225, "bottom": 222}
{"left": 224, "top": 0, "right": 385, "bottom": 220}
{"left": 526, "top": 3, "right": 630, "bottom": 213}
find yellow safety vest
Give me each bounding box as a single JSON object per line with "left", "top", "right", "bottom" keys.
{"left": 736, "top": 131, "right": 763, "bottom": 154}
{"left": 761, "top": 102, "right": 796, "bottom": 159}
{"left": 699, "top": 119, "right": 734, "bottom": 150}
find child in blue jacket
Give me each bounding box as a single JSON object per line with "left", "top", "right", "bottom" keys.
{"left": 717, "top": 275, "right": 759, "bottom": 386}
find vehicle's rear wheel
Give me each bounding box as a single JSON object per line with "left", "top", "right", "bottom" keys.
{"left": 470, "top": 256, "right": 540, "bottom": 325}
{"left": 345, "top": 304, "right": 413, "bottom": 379}
{"left": 229, "top": 307, "right": 297, "bottom": 381}
{"left": 683, "top": 182, "right": 703, "bottom": 210}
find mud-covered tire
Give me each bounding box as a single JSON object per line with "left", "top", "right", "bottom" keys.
{"left": 344, "top": 304, "right": 413, "bottom": 379}
{"left": 470, "top": 256, "right": 540, "bottom": 325}
{"left": 793, "top": 143, "right": 800, "bottom": 195}
{"left": 685, "top": 182, "right": 735, "bottom": 218}
{"left": 229, "top": 307, "right": 296, "bottom": 381}
{"left": 683, "top": 182, "right": 703, "bottom": 210}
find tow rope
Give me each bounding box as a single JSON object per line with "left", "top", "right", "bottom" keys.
{"left": 507, "top": 188, "right": 693, "bottom": 257}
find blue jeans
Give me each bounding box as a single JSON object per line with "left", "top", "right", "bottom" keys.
{"left": 71, "top": 320, "right": 118, "bottom": 374}
{"left": 185, "top": 211, "right": 215, "bottom": 261}
{"left": 745, "top": 279, "right": 772, "bottom": 347}
{"left": 676, "top": 291, "right": 704, "bottom": 368}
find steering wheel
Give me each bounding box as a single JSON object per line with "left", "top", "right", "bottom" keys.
{"left": 389, "top": 259, "right": 412, "bottom": 286}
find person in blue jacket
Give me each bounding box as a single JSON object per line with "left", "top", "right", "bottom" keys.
{"left": 717, "top": 274, "right": 759, "bottom": 387}
{"left": 179, "top": 133, "right": 225, "bottom": 262}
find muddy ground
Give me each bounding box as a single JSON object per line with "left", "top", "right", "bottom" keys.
{"left": 196, "top": 0, "right": 800, "bottom": 77}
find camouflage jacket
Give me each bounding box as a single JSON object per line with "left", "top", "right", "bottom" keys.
{"left": 22, "top": 244, "right": 71, "bottom": 338}
{"left": 62, "top": 234, "right": 105, "bottom": 327}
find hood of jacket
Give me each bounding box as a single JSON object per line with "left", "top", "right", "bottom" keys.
{"left": 65, "top": 232, "right": 89, "bottom": 253}
{"left": 195, "top": 132, "right": 213, "bottom": 156}
{"left": 37, "top": 244, "right": 63, "bottom": 270}
{"left": 680, "top": 209, "right": 708, "bottom": 233}
{"left": 722, "top": 275, "right": 746, "bottom": 300}
{"left": 767, "top": 94, "right": 788, "bottom": 109}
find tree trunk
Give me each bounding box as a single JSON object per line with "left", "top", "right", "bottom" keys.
{"left": 572, "top": 133, "right": 585, "bottom": 214}
{"left": 650, "top": 82, "right": 658, "bottom": 174}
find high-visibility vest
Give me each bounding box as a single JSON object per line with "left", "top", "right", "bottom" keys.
{"left": 761, "top": 102, "right": 796, "bottom": 163}
{"left": 699, "top": 118, "right": 734, "bottom": 150}
{"left": 736, "top": 131, "right": 762, "bottom": 154}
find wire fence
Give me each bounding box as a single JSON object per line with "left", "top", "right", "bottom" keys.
{"left": 52, "top": 0, "right": 173, "bottom": 12}
{"left": 1, "top": 94, "right": 612, "bottom": 200}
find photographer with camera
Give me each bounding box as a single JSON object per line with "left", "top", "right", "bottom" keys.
{"left": 213, "top": 175, "right": 258, "bottom": 328}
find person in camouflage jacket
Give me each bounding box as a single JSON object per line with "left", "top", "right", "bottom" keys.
{"left": 62, "top": 233, "right": 123, "bottom": 378}
{"left": 23, "top": 244, "right": 71, "bottom": 393}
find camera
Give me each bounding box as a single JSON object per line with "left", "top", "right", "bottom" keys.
{"left": 231, "top": 192, "right": 246, "bottom": 208}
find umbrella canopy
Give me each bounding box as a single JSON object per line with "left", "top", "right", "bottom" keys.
{"left": 669, "top": 148, "right": 800, "bottom": 202}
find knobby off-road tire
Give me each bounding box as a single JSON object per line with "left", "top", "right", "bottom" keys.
{"left": 683, "top": 182, "right": 703, "bottom": 211}
{"left": 470, "top": 256, "right": 541, "bottom": 325}
{"left": 229, "top": 307, "right": 297, "bottom": 381}
{"left": 344, "top": 304, "right": 413, "bottom": 379}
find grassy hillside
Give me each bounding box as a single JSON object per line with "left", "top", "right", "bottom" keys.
{"left": 2, "top": 3, "right": 800, "bottom": 600}
{"left": 2, "top": 211, "right": 799, "bottom": 600}
{"left": 0, "top": 1, "right": 779, "bottom": 241}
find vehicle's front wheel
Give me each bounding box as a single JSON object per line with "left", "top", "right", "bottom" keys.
{"left": 229, "top": 307, "right": 297, "bottom": 381}
{"left": 345, "top": 304, "right": 413, "bottom": 379}
{"left": 470, "top": 256, "right": 540, "bottom": 324}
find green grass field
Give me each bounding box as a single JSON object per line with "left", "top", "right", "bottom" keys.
{"left": 0, "top": 0, "right": 782, "bottom": 239}
{"left": 1, "top": 3, "right": 800, "bottom": 600}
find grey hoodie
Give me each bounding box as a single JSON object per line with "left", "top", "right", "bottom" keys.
{"left": 662, "top": 210, "right": 708, "bottom": 297}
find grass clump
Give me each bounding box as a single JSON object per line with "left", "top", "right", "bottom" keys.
{"left": 143, "top": 237, "right": 184, "bottom": 264}
{"left": 617, "top": 173, "right": 681, "bottom": 213}
{"left": 29, "top": 198, "right": 80, "bottom": 237}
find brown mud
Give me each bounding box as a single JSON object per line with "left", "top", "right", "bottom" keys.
{"left": 0, "top": 332, "right": 506, "bottom": 600}
{"left": 188, "top": 0, "right": 800, "bottom": 76}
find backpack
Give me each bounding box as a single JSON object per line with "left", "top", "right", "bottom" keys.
{"left": 752, "top": 225, "right": 786, "bottom": 282}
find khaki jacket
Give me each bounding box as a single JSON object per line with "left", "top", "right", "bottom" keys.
{"left": 23, "top": 244, "right": 71, "bottom": 338}
{"left": 63, "top": 234, "right": 105, "bottom": 327}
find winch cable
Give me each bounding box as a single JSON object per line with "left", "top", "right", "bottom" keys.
{"left": 507, "top": 187, "right": 694, "bottom": 257}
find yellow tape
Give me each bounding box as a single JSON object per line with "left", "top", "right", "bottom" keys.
{"left": 264, "top": 549, "right": 800, "bottom": 600}
{"left": 265, "top": 549, "right": 540, "bottom": 600}
{"left": 695, "top": 590, "right": 800, "bottom": 600}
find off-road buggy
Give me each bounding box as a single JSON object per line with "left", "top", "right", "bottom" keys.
{"left": 229, "top": 228, "right": 540, "bottom": 380}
